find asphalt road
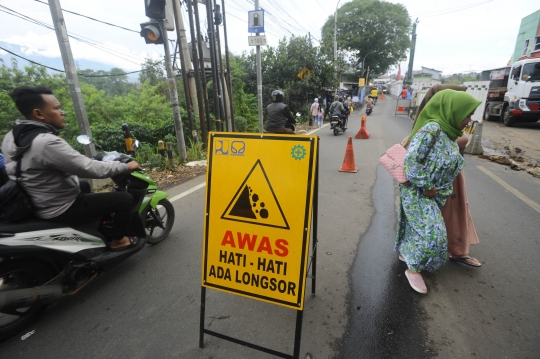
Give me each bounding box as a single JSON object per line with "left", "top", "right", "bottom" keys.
{"left": 1, "top": 98, "right": 539, "bottom": 358}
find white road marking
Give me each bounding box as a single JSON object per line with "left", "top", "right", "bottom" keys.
{"left": 168, "top": 182, "right": 206, "bottom": 203}
{"left": 477, "top": 166, "right": 540, "bottom": 213}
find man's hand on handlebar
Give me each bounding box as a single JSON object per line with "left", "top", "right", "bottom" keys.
{"left": 127, "top": 161, "right": 141, "bottom": 172}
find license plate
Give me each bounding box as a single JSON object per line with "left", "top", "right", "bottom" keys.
{"left": 331, "top": 121, "right": 338, "bottom": 125}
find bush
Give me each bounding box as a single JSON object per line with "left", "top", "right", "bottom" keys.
{"left": 235, "top": 116, "right": 248, "bottom": 132}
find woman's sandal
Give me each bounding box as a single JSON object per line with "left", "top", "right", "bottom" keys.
{"left": 448, "top": 255, "right": 482, "bottom": 268}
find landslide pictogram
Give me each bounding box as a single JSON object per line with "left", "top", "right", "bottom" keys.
{"left": 222, "top": 160, "right": 289, "bottom": 229}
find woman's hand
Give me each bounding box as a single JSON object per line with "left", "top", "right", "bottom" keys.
{"left": 423, "top": 187, "right": 437, "bottom": 197}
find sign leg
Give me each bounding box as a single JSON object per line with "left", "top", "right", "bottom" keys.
{"left": 199, "top": 286, "right": 206, "bottom": 348}
{"left": 312, "top": 142, "right": 319, "bottom": 294}
{"left": 293, "top": 310, "right": 304, "bottom": 359}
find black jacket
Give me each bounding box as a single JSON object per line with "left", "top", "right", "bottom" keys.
{"left": 266, "top": 101, "right": 295, "bottom": 129}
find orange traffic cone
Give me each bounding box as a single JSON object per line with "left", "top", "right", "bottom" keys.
{"left": 355, "top": 115, "right": 370, "bottom": 139}
{"left": 380, "top": 92, "right": 385, "bottom": 100}
{"left": 339, "top": 136, "right": 358, "bottom": 173}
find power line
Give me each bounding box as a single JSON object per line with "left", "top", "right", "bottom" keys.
{"left": 0, "top": 5, "right": 147, "bottom": 64}
{"left": 0, "top": 46, "right": 163, "bottom": 77}
{"left": 415, "top": 0, "right": 493, "bottom": 19}
{"left": 32, "top": 0, "right": 139, "bottom": 33}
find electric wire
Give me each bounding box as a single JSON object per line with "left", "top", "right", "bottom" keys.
{"left": 414, "top": 0, "right": 493, "bottom": 19}
{"left": 0, "top": 5, "right": 147, "bottom": 65}
{"left": 0, "top": 45, "right": 163, "bottom": 77}
{"left": 32, "top": 0, "right": 139, "bottom": 33}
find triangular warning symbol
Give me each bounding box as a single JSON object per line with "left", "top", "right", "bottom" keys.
{"left": 221, "top": 160, "right": 289, "bottom": 230}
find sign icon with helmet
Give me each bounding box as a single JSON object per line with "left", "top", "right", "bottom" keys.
{"left": 248, "top": 10, "right": 265, "bottom": 33}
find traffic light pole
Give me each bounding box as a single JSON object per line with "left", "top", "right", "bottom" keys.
{"left": 48, "top": 0, "right": 95, "bottom": 157}
{"left": 160, "top": 19, "right": 187, "bottom": 161}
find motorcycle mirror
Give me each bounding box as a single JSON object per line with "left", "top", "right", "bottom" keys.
{"left": 77, "top": 135, "right": 92, "bottom": 145}
{"left": 132, "top": 140, "right": 140, "bottom": 150}
{"left": 295, "top": 112, "right": 301, "bottom": 117}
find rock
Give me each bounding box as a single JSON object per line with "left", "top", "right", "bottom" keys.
{"left": 186, "top": 160, "right": 207, "bottom": 167}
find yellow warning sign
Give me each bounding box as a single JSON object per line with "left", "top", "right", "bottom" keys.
{"left": 202, "top": 133, "right": 318, "bottom": 310}
{"left": 297, "top": 66, "right": 312, "bottom": 80}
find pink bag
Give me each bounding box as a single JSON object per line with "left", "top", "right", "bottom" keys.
{"left": 380, "top": 144, "right": 409, "bottom": 184}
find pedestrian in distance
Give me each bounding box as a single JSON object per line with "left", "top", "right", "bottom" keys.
{"left": 395, "top": 89, "right": 482, "bottom": 294}
{"left": 401, "top": 87, "right": 408, "bottom": 99}
{"left": 317, "top": 100, "right": 324, "bottom": 127}
{"left": 410, "top": 84, "right": 482, "bottom": 268}
{"left": 310, "top": 98, "right": 319, "bottom": 128}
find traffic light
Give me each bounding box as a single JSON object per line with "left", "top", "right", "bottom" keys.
{"left": 140, "top": 21, "right": 163, "bottom": 44}
{"left": 144, "top": 0, "right": 166, "bottom": 19}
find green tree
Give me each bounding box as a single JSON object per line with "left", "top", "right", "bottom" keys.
{"left": 79, "top": 68, "right": 134, "bottom": 96}
{"left": 321, "top": 0, "right": 411, "bottom": 75}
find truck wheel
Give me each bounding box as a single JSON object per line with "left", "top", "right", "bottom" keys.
{"left": 502, "top": 108, "right": 515, "bottom": 127}
{"left": 483, "top": 106, "right": 496, "bottom": 122}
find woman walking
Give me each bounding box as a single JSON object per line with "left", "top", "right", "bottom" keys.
{"left": 414, "top": 85, "right": 482, "bottom": 268}
{"left": 316, "top": 99, "right": 323, "bottom": 127}
{"left": 396, "top": 89, "right": 482, "bottom": 294}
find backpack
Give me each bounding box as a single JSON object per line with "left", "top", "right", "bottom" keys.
{"left": 0, "top": 155, "right": 33, "bottom": 222}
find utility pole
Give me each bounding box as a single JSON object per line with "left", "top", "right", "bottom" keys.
{"left": 221, "top": 0, "right": 235, "bottom": 131}
{"left": 160, "top": 19, "right": 187, "bottom": 161}
{"left": 205, "top": 0, "right": 222, "bottom": 131}
{"left": 173, "top": 0, "right": 198, "bottom": 117}
{"left": 185, "top": 0, "right": 208, "bottom": 146}
{"left": 193, "top": 2, "right": 212, "bottom": 133}
{"left": 406, "top": 18, "right": 419, "bottom": 86}
{"left": 333, "top": 0, "right": 341, "bottom": 92}
{"left": 255, "top": 0, "right": 263, "bottom": 133}
{"left": 48, "top": 0, "right": 95, "bottom": 157}
{"left": 213, "top": 1, "right": 231, "bottom": 132}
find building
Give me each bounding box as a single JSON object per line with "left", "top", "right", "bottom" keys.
{"left": 513, "top": 9, "right": 540, "bottom": 62}
{"left": 409, "top": 67, "right": 442, "bottom": 90}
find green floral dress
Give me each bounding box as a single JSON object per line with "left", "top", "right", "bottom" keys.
{"left": 395, "top": 122, "right": 464, "bottom": 272}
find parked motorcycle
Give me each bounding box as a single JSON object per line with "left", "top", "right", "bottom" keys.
{"left": 0, "top": 135, "right": 174, "bottom": 340}
{"left": 330, "top": 115, "right": 346, "bottom": 136}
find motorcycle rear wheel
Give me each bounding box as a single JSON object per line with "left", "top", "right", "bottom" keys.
{"left": 0, "top": 262, "right": 54, "bottom": 341}
{"left": 333, "top": 127, "right": 339, "bottom": 136}
{"left": 144, "top": 198, "right": 175, "bottom": 244}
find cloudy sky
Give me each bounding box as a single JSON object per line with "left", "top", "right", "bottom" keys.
{"left": 0, "top": 0, "right": 538, "bottom": 78}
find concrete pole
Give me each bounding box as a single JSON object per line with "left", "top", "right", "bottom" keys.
{"left": 255, "top": 0, "right": 263, "bottom": 133}
{"left": 213, "top": 5, "right": 231, "bottom": 132}
{"left": 193, "top": 2, "right": 212, "bottom": 132}
{"left": 48, "top": 0, "right": 95, "bottom": 157}
{"left": 406, "top": 18, "right": 419, "bottom": 85}
{"left": 333, "top": 0, "right": 341, "bottom": 91}
{"left": 173, "top": 0, "right": 198, "bottom": 116}
{"left": 160, "top": 20, "right": 187, "bottom": 161}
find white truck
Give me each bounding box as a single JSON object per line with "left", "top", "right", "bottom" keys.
{"left": 483, "top": 58, "right": 540, "bottom": 127}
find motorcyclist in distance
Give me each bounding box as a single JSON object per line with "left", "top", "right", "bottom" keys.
{"left": 339, "top": 97, "right": 350, "bottom": 129}
{"left": 266, "top": 90, "right": 296, "bottom": 134}
{"left": 1, "top": 86, "right": 142, "bottom": 251}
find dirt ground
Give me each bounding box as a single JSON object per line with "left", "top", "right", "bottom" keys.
{"left": 480, "top": 119, "right": 540, "bottom": 179}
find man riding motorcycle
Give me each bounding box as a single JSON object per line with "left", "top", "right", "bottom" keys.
{"left": 329, "top": 95, "right": 347, "bottom": 129}
{"left": 266, "top": 90, "right": 296, "bottom": 134}
{"left": 1, "top": 86, "right": 142, "bottom": 251}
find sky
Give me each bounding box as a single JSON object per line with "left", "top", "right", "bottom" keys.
{"left": 0, "top": 0, "right": 539, "bottom": 79}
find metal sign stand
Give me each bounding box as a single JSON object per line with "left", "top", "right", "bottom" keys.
{"left": 199, "top": 139, "right": 319, "bottom": 359}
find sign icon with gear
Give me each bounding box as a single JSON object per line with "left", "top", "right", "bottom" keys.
{"left": 291, "top": 145, "right": 306, "bottom": 160}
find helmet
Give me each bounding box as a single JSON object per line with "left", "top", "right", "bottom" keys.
{"left": 272, "top": 90, "right": 284, "bottom": 101}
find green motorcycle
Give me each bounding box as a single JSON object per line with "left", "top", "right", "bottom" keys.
{"left": 77, "top": 135, "right": 174, "bottom": 244}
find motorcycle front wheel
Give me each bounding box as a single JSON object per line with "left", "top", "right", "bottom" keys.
{"left": 0, "top": 262, "right": 54, "bottom": 341}
{"left": 143, "top": 198, "right": 175, "bottom": 244}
